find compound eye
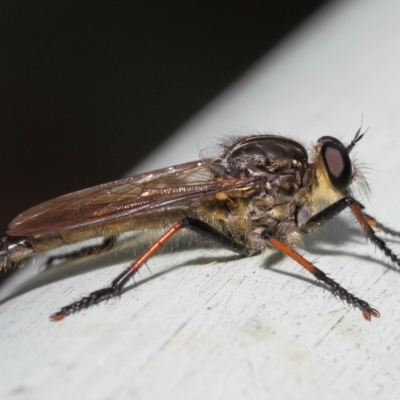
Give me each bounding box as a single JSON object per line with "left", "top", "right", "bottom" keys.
{"left": 321, "top": 141, "right": 352, "bottom": 191}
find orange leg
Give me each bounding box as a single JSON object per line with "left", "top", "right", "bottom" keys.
{"left": 301, "top": 196, "right": 400, "bottom": 269}
{"left": 261, "top": 230, "right": 379, "bottom": 321}
{"left": 350, "top": 203, "right": 400, "bottom": 267}
{"left": 363, "top": 213, "right": 400, "bottom": 237}
{"left": 50, "top": 218, "right": 250, "bottom": 321}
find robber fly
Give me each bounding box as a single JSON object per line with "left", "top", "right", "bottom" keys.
{"left": 1, "top": 130, "right": 399, "bottom": 321}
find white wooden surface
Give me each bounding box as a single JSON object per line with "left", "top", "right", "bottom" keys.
{"left": 2, "top": 1, "right": 400, "bottom": 399}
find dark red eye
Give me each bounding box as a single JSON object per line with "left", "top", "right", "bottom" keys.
{"left": 319, "top": 137, "right": 352, "bottom": 191}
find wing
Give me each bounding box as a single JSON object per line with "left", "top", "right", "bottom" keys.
{"left": 8, "top": 160, "right": 255, "bottom": 236}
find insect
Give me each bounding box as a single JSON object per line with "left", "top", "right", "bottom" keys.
{"left": 1, "top": 130, "right": 399, "bottom": 321}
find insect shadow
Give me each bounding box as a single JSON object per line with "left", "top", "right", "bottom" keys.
{"left": 0, "top": 231, "right": 243, "bottom": 306}
{"left": 0, "top": 215, "right": 397, "bottom": 308}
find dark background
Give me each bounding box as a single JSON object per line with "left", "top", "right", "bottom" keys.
{"left": 0, "top": 1, "right": 329, "bottom": 235}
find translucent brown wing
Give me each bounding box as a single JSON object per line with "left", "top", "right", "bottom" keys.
{"left": 8, "top": 160, "right": 254, "bottom": 236}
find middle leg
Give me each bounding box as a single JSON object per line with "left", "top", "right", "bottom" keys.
{"left": 261, "top": 229, "right": 379, "bottom": 321}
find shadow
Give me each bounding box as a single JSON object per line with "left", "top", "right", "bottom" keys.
{"left": 119, "top": 254, "right": 244, "bottom": 295}
{"left": 1, "top": 215, "right": 399, "bottom": 308}
{"left": 0, "top": 244, "right": 245, "bottom": 306}
{"left": 301, "top": 217, "right": 400, "bottom": 270}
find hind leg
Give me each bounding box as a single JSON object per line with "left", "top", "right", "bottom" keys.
{"left": 44, "top": 236, "right": 117, "bottom": 270}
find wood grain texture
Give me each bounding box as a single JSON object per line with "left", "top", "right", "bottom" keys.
{"left": 1, "top": 1, "right": 400, "bottom": 399}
